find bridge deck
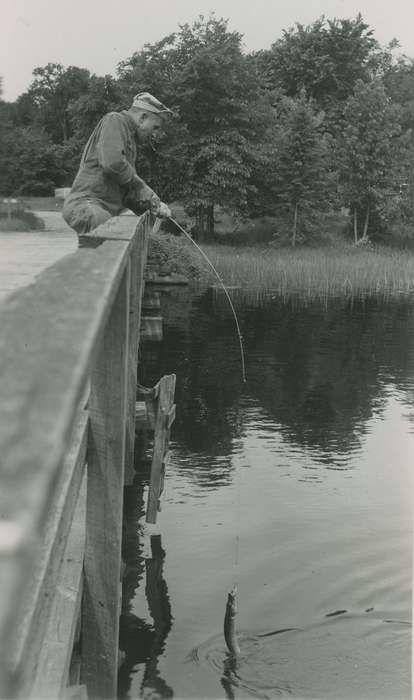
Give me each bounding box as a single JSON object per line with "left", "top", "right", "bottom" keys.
{"left": 0, "top": 212, "right": 77, "bottom": 302}
{"left": 0, "top": 211, "right": 154, "bottom": 699}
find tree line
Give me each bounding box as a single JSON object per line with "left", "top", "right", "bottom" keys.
{"left": 1, "top": 14, "right": 413, "bottom": 243}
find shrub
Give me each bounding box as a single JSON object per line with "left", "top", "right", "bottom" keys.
{"left": 147, "top": 231, "right": 206, "bottom": 279}
{"left": 0, "top": 217, "right": 31, "bottom": 232}
{"left": 0, "top": 202, "right": 45, "bottom": 231}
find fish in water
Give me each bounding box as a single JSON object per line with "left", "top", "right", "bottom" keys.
{"left": 224, "top": 586, "right": 241, "bottom": 656}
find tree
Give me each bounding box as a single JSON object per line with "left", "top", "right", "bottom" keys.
{"left": 176, "top": 29, "right": 271, "bottom": 238}
{"left": 0, "top": 124, "right": 70, "bottom": 195}
{"left": 383, "top": 56, "right": 414, "bottom": 221}
{"left": 13, "top": 91, "right": 40, "bottom": 127}
{"left": 67, "top": 74, "right": 124, "bottom": 142}
{"left": 257, "top": 15, "right": 385, "bottom": 110}
{"left": 117, "top": 33, "right": 181, "bottom": 106}
{"left": 337, "top": 79, "right": 401, "bottom": 241}
{"left": 25, "top": 63, "right": 91, "bottom": 142}
{"left": 268, "top": 91, "right": 333, "bottom": 245}
{"left": 119, "top": 15, "right": 273, "bottom": 239}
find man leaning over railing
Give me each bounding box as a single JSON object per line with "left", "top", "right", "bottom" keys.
{"left": 62, "top": 92, "right": 172, "bottom": 247}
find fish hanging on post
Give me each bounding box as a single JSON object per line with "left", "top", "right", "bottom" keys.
{"left": 224, "top": 586, "right": 241, "bottom": 656}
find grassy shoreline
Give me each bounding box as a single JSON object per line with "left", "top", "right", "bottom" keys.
{"left": 8, "top": 196, "right": 410, "bottom": 299}
{"left": 198, "top": 242, "right": 414, "bottom": 298}
{"left": 148, "top": 230, "right": 414, "bottom": 298}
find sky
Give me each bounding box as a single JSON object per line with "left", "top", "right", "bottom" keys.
{"left": 1, "top": 0, "right": 414, "bottom": 102}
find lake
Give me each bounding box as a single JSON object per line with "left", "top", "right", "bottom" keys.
{"left": 119, "top": 286, "right": 413, "bottom": 699}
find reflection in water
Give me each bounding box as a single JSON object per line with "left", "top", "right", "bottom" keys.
{"left": 193, "top": 612, "right": 411, "bottom": 699}
{"left": 141, "top": 288, "right": 414, "bottom": 476}
{"left": 220, "top": 628, "right": 300, "bottom": 700}
{"left": 133, "top": 287, "right": 412, "bottom": 698}
{"left": 118, "top": 479, "right": 173, "bottom": 699}
{"left": 221, "top": 654, "right": 243, "bottom": 700}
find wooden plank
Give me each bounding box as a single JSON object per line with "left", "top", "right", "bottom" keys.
{"left": 141, "top": 291, "right": 160, "bottom": 311}
{"left": 0, "top": 230, "right": 77, "bottom": 303}
{"left": 0, "top": 214, "right": 157, "bottom": 695}
{"left": 31, "top": 472, "right": 87, "bottom": 698}
{"left": 145, "top": 272, "right": 188, "bottom": 285}
{"left": 162, "top": 450, "right": 171, "bottom": 470}
{"left": 140, "top": 316, "right": 163, "bottom": 342}
{"left": 0, "top": 538, "right": 27, "bottom": 696}
{"left": 135, "top": 401, "right": 148, "bottom": 429}
{"left": 82, "top": 214, "right": 140, "bottom": 241}
{"left": 146, "top": 375, "right": 176, "bottom": 524}
{"left": 167, "top": 404, "right": 176, "bottom": 429}
{"left": 0, "top": 238, "right": 131, "bottom": 525}
{"left": 68, "top": 651, "right": 81, "bottom": 688}
{"left": 81, "top": 264, "right": 130, "bottom": 699}
{"left": 64, "top": 685, "right": 88, "bottom": 700}
{"left": 0, "top": 237, "right": 133, "bottom": 692}
{"left": 136, "top": 383, "right": 158, "bottom": 430}
{"left": 84, "top": 210, "right": 156, "bottom": 242}
{"left": 124, "top": 217, "right": 151, "bottom": 486}
{"left": 11, "top": 409, "right": 88, "bottom": 695}
{"left": 124, "top": 240, "right": 140, "bottom": 487}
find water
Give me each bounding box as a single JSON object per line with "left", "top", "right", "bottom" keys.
{"left": 119, "top": 287, "right": 413, "bottom": 700}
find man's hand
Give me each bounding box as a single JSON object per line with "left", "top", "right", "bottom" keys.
{"left": 150, "top": 198, "right": 171, "bottom": 219}
{"left": 123, "top": 178, "right": 158, "bottom": 215}
{"left": 157, "top": 202, "right": 172, "bottom": 219}
{"left": 123, "top": 176, "right": 171, "bottom": 219}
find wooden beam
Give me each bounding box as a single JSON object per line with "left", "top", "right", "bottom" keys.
{"left": 146, "top": 375, "right": 176, "bottom": 524}
{"left": 31, "top": 472, "right": 87, "bottom": 698}
{"left": 81, "top": 214, "right": 142, "bottom": 242}
{"left": 141, "top": 291, "right": 160, "bottom": 312}
{"left": 0, "top": 238, "right": 131, "bottom": 521}
{"left": 0, "top": 213, "right": 156, "bottom": 696}
{"left": 124, "top": 217, "right": 151, "bottom": 486}
{"left": 140, "top": 316, "right": 163, "bottom": 342}
{"left": 135, "top": 401, "right": 148, "bottom": 429}
{"left": 64, "top": 685, "right": 88, "bottom": 700}
{"left": 0, "top": 237, "right": 134, "bottom": 688}
{"left": 10, "top": 409, "right": 88, "bottom": 695}
{"left": 82, "top": 263, "right": 130, "bottom": 699}
{"left": 145, "top": 272, "right": 188, "bottom": 285}
{"left": 167, "top": 404, "right": 176, "bottom": 430}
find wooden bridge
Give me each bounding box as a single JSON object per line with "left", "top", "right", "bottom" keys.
{"left": 0, "top": 212, "right": 174, "bottom": 699}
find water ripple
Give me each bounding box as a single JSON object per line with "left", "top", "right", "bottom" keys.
{"left": 191, "top": 613, "right": 410, "bottom": 699}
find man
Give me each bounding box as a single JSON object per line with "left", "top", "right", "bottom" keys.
{"left": 62, "top": 92, "right": 172, "bottom": 244}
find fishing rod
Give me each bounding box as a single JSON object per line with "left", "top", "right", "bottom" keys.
{"left": 168, "top": 216, "right": 247, "bottom": 384}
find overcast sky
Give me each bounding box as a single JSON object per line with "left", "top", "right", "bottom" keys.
{"left": 2, "top": 0, "right": 414, "bottom": 101}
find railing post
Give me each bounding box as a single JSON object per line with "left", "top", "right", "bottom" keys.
{"left": 146, "top": 374, "right": 176, "bottom": 524}
{"left": 124, "top": 216, "right": 151, "bottom": 486}
{"left": 81, "top": 260, "right": 131, "bottom": 698}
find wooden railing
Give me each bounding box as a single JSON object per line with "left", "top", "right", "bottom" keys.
{"left": 0, "top": 212, "right": 155, "bottom": 699}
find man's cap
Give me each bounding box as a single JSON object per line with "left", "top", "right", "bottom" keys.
{"left": 132, "top": 92, "right": 173, "bottom": 115}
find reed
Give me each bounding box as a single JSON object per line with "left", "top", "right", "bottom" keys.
{"left": 200, "top": 243, "right": 414, "bottom": 299}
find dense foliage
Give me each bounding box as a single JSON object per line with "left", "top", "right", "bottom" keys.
{"left": 1, "top": 13, "right": 413, "bottom": 243}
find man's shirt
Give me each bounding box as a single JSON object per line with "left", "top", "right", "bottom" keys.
{"left": 66, "top": 111, "right": 139, "bottom": 216}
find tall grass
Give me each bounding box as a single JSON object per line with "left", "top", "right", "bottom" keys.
{"left": 200, "top": 242, "right": 414, "bottom": 299}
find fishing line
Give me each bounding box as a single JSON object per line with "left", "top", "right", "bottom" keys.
{"left": 168, "top": 216, "right": 247, "bottom": 384}
{"left": 234, "top": 455, "right": 241, "bottom": 569}
{"left": 167, "top": 216, "right": 245, "bottom": 583}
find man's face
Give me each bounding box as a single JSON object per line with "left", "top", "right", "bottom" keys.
{"left": 136, "top": 112, "right": 165, "bottom": 147}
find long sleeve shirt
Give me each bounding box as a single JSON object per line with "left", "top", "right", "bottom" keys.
{"left": 66, "top": 111, "right": 148, "bottom": 216}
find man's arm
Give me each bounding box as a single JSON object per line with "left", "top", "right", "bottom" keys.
{"left": 122, "top": 176, "right": 171, "bottom": 219}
